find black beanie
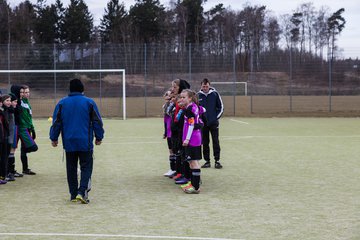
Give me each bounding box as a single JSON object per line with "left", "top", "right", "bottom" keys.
{"left": 10, "top": 85, "right": 22, "bottom": 99}
{"left": 9, "top": 93, "right": 17, "bottom": 101}
{"left": 69, "top": 78, "right": 84, "bottom": 93}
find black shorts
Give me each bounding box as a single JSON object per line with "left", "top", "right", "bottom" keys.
{"left": 185, "top": 146, "right": 202, "bottom": 161}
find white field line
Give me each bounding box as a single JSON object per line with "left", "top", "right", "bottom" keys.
{"left": 37, "top": 141, "right": 163, "bottom": 146}
{"left": 0, "top": 232, "right": 243, "bottom": 240}
{"left": 229, "top": 119, "right": 249, "bottom": 124}
{"left": 221, "top": 135, "right": 360, "bottom": 140}
{"left": 38, "top": 135, "right": 360, "bottom": 145}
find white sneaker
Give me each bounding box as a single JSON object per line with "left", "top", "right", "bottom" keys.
{"left": 163, "top": 170, "right": 176, "bottom": 177}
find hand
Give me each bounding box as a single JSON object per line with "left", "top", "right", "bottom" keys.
{"left": 31, "top": 129, "right": 36, "bottom": 140}
{"left": 95, "top": 140, "right": 102, "bottom": 145}
{"left": 182, "top": 139, "right": 189, "bottom": 147}
{"left": 51, "top": 141, "right": 58, "bottom": 147}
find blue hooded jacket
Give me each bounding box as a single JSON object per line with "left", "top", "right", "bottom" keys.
{"left": 49, "top": 92, "right": 104, "bottom": 152}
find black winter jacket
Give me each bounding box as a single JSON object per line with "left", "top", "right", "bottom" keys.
{"left": 197, "top": 87, "right": 224, "bottom": 126}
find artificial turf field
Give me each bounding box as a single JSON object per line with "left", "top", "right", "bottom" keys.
{"left": 1, "top": 117, "right": 359, "bottom": 240}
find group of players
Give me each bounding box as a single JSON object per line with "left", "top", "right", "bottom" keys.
{"left": 0, "top": 85, "right": 38, "bottom": 185}
{"left": 162, "top": 78, "right": 224, "bottom": 194}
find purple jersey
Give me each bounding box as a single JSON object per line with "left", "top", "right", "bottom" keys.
{"left": 164, "top": 114, "right": 172, "bottom": 138}
{"left": 183, "top": 102, "right": 202, "bottom": 146}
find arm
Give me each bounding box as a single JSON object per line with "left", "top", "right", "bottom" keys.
{"left": 183, "top": 107, "right": 195, "bottom": 147}
{"left": 215, "top": 92, "right": 224, "bottom": 119}
{"left": 90, "top": 103, "right": 104, "bottom": 144}
{"left": 49, "top": 104, "right": 62, "bottom": 147}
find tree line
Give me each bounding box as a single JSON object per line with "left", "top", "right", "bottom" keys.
{"left": 0, "top": 0, "right": 348, "bottom": 72}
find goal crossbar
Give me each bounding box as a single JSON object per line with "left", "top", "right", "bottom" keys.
{"left": 211, "top": 81, "right": 247, "bottom": 96}
{"left": 0, "top": 69, "right": 127, "bottom": 120}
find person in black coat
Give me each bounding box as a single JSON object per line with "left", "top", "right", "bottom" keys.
{"left": 197, "top": 78, "right": 224, "bottom": 169}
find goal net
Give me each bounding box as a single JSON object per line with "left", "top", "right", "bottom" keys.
{"left": 0, "top": 69, "right": 127, "bottom": 120}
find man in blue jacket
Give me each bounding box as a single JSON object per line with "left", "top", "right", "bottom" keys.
{"left": 50, "top": 79, "right": 104, "bottom": 204}
{"left": 198, "top": 78, "right": 224, "bottom": 169}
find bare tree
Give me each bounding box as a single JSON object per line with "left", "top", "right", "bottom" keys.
{"left": 313, "top": 6, "right": 329, "bottom": 58}
{"left": 297, "top": 2, "right": 315, "bottom": 55}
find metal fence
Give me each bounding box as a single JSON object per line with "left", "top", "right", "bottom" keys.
{"left": 0, "top": 43, "right": 359, "bottom": 118}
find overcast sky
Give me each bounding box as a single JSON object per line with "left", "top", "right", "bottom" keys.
{"left": 10, "top": 0, "right": 360, "bottom": 59}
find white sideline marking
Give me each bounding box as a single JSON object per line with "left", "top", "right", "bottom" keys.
{"left": 103, "top": 141, "right": 163, "bottom": 145}
{"left": 0, "top": 233, "right": 243, "bottom": 240}
{"left": 221, "top": 135, "right": 360, "bottom": 140}
{"left": 38, "top": 141, "right": 163, "bottom": 146}
{"left": 230, "top": 119, "right": 249, "bottom": 124}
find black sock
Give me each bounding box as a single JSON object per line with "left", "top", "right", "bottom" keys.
{"left": 8, "top": 153, "right": 15, "bottom": 173}
{"left": 183, "top": 161, "right": 191, "bottom": 180}
{"left": 170, "top": 154, "right": 176, "bottom": 171}
{"left": 21, "top": 151, "right": 28, "bottom": 171}
{"left": 191, "top": 169, "right": 201, "bottom": 190}
{"left": 175, "top": 154, "right": 182, "bottom": 173}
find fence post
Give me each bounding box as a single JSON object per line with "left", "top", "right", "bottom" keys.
{"left": 144, "top": 43, "right": 148, "bottom": 117}
{"left": 7, "top": 43, "right": 10, "bottom": 87}
{"left": 53, "top": 43, "right": 57, "bottom": 106}
{"left": 188, "top": 43, "right": 192, "bottom": 81}
{"left": 99, "top": 40, "right": 102, "bottom": 113}
{"left": 328, "top": 53, "right": 332, "bottom": 112}
{"left": 289, "top": 46, "right": 293, "bottom": 112}
{"left": 232, "top": 44, "right": 236, "bottom": 116}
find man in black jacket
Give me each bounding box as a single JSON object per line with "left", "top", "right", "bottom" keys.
{"left": 197, "top": 78, "right": 224, "bottom": 169}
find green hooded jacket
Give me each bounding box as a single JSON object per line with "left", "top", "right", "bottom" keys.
{"left": 19, "top": 98, "right": 34, "bottom": 129}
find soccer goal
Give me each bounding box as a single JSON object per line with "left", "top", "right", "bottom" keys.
{"left": 211, "top": 81, "right": 248, "bottom": 96}
{"left": 0, "top": 69, "right": 127, "bottom": 120}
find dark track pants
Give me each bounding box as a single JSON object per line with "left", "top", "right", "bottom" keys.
{"left": 202, "top": 121, "right": 221, "bottom": 162}
{"left": 66, "top": 151, "right": 93, "bottom": 198}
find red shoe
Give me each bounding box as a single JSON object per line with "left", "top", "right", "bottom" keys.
{"left": 172, "top": 173, "right": 182, "bottom": 180}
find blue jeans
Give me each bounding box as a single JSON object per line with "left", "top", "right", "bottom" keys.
{"left": 66, "top": 151, "right": 93, "bottom": 198}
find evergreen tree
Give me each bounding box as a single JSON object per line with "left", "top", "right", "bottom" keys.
{"left": 11, "top": 0, "right": 36, "bottom": 44}
{"left": 129, "top": 0, "right": 166, "bottom": 43}
{"left": 327, "top": 8, "right": 345, "bottom": 60}
{"left": 62, "top": 0, "right": 93, "bottom": 43}
{"left": 34, "top": 0, "right": 58, "bottom": 43}
{"left": 0, "top": 0, "right": 11, "bottom": 44}
{"left": 100, "top": 0, "right": 128, "bottom": 43}
{"left": 178, "top": 0, "right": 205, "bottom": 44}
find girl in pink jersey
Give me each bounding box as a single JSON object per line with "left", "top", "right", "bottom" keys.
{"left": 162, "top": 90, "right": 176, "bottom": 177}
{"left": 180, "top": 89, "right": 203, "bottom": 194}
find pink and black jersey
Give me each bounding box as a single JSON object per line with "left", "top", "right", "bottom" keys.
{"left": 182, "top": 102, "right": 202, "bottom": 147}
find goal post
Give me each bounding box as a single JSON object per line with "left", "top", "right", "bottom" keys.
{"left": 0, "top": 69, "right": 127, "bottom": 120}
{"left": 211, "top": 81, "right": 248, "bottom": 96}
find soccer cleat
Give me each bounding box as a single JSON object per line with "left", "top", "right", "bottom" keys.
{"left": 5, "top": 173, "right": 15, "bottom": 181}
{"left": 14, "top": 171, "right": 24, "bottom": 177}
{"left": 163, "top": 170, "right": 176, "bottom": 177}
{"left": 70, "top": 198, "right": 78, "bottom": 203}
{"left": 172, "top": 173, "right": 182, "bottom": 181}
{"left": 184, "top": 186, "right": 200, "bottom": 194}
{"left": 175, "top": 177, "right": 189, "bottom": 184}
{"left": 0, "top": 179, "right": 7, "bottom": 184}
{"left": 201, "top": 162, "right": 211, "bottom": 168}
{"left": 214, "top": 162, "right": 223, "bottom": 169}
{"left": 76, "top": 194, "right": 89, "bottom": 204}
{"left": 23, "top": 169, "right": 36, "bottom": 175}
{"left": 180, "top": 182, "right": 192, "bottom": 190}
